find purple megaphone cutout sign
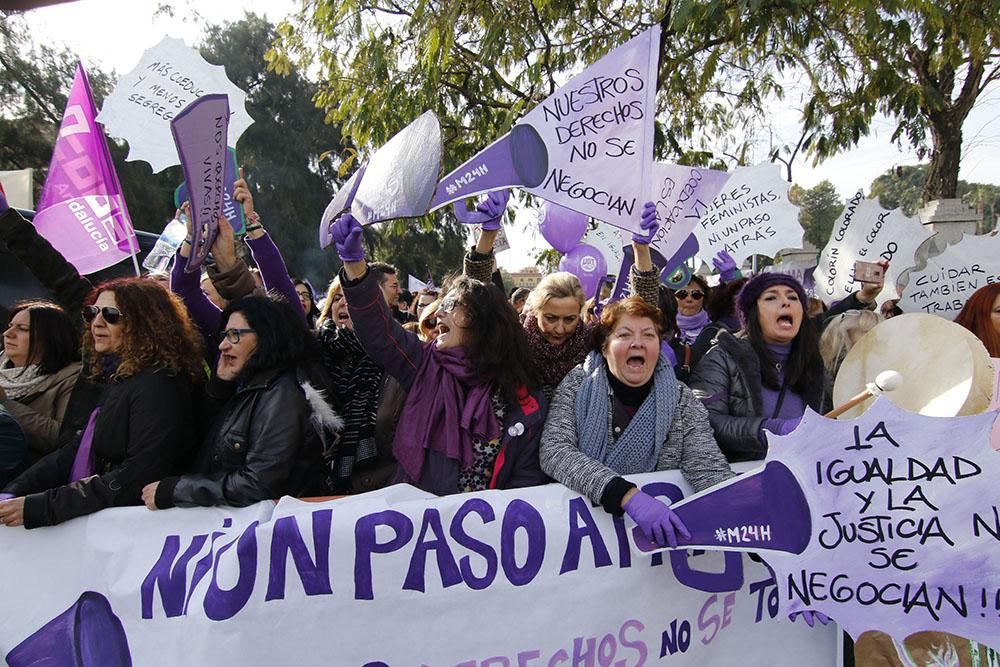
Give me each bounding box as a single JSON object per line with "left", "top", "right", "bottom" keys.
{"left": 170, "top": 93, "right": 230, "bottom": 273}
{"left": 429, "top": 124, "right": 549, "bottom": 212}
{"left": 631, "top": 461, "right": 812, "bottom": 556}
{"left": 319, "top": 164, "right": 366, "bottom": 249}
{"left": 7, "top": 591, "right": 132, "bottom": 666}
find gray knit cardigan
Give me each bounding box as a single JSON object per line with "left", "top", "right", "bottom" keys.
{"left": 540, "top": 363, "right": 735, "bottom": 506}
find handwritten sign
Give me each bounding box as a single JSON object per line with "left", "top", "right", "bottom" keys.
{"left": 174, "top": 147, "right": 244, "bottom": 234}
{"left": 763, "top": 257, "right": 817, "bottom": 294}
{"left": 692, "top": 163, "right": 802, "bottom": 266}
{"left": 898, "top": 233, "right": 1000, "bottom": 317}
{"left": 649, "top": 162, "right": 731, "bottom": 263}
{"left": 170, "top": 94, "right": 229, "bottom": 273}
{"left": 763, "top": 399, "right": 1000, "bottom": 648}
{"left": 0, "top": 469, "right": 838, "bottom": 665}
{"left": 97, "top": 37, "right": 253, "bottom": 173}
{"left": 583, "top": 221, "right": 626, "bottom": 273}
{"left": 814, "top": 192, "right": 935, "bottom": 305}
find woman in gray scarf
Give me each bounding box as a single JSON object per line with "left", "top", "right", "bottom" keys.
{"left": 540, "top": 296, "right": 733, "bottom": 547}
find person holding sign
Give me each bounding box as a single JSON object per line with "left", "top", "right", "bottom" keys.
{"left": 331, "top": 213, "right": 549, "bottom": 495}
{"left": 465, "top": 195, "right": 660, "bottom": 401}
{"left": 688, "top": 273, "right": 826, "bottom": 462}
{"left": 0, "top": 279, "right": 203, "bottom": 528}
{"left": 540, "top": 297, "right": 733, "bottom": 547}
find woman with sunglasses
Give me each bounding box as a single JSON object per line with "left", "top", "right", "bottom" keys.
{"left": 670, "top": 274, "right": 711, "bottom": 382}
{"left": 142, "top": 296, "right": 343, "bottom": 509}
{"left": 688, "top": 273, "right": 826, "bottom": 463}
{"left": 331, "top": 213, "right": 548, "bottom": 495}
{"left": 0, "top": 279, "right": 204, "bottom": 528}
{"left": 466, "top": 197, "right": 662, "bottom": 401}
{"left": 540, "top": 297, "right": 733, "bottom": 548}
{"left": 1, "top": 301, "right": 85, "bottom": 462}
{"left": 315, "top": 277, "right": 404, "bottom": 494}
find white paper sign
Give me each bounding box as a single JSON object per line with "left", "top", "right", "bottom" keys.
{"left": 898, "top": 233, "right": 1000, "bottom": 317}
{"left": 814, "top": 191, "right": 936, "bottom": 305}
{"left": 692, "top": 162, "right": 802, "bottom": 265}
{"left": 583, "top": 221, "right": 626, "bottom": 273}
{"left": 650, "top": 162, "right": 731, "bottom": 262}
{"left": 0, "top": 471, "right": 838, "bottom": 665}
{"left": 97, "top": 37, "right": 253, "bottom": 173}
{"left": 520, "top": 26, "right": 659, "bottom": 234}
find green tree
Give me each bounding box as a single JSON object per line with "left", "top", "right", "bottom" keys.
{"left": 794, "top": 1, "right": 1000, "bottom": 202}
{"left": 869, "top": 164, "right": 1000, "bottom": 231}
{"left": 788, "top": 180, "right": 844, "bottom": 249}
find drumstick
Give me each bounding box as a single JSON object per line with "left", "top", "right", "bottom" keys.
{"left": 825, "top": 370, "right": 902, "bottom": 419}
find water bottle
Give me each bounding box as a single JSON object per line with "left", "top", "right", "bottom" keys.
{"left": 142, "top": 216, "right": 188, "bottom": 274}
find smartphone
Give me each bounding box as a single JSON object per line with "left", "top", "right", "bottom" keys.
{"left": 853, "top": 260, "right": 885, "bottom": 284}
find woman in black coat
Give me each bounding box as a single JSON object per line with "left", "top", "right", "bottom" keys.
{"left": 0, "top": 279, "right": 204, "bottom": 528}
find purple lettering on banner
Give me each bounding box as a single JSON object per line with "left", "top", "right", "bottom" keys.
{"left": 354, "top": 510, "right": 414, "bottom": 601}
{"left": 619, "top": 619, "right": 648, "bottom": 664}
{"left": 184, "top": 525, "right": 233, "bottom": 615}
{"left": 559, "top": 497, "right": 612, "bottom": 575}
{"left": 649, "top": 164, "right": 729, "bottom": 263}
{"left": 500, "top": 500, "right": 546, "bottom": 586}
{"left": 449, "top": 498, "right": 499, "bottom": 590}
{"left": 265, "top": 510, "right": 334, "bottom": 601}
{"left": 611, "top": 515, "right": 632, "bottom": 569}
{"left": 697, "top": 592, "right": 738, "bottom": 645}
{"left": 203, "top": 521, "right": 259, "bottom": 622}
{"left": 140, "top": 534, "right": 208, "bottom": 619}
{"left": 403, "top": 509, "right": 463, "bottom": 593}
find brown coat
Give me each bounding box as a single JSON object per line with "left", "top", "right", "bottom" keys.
{"left": 4, "top": 362, "right": 82, "bottom": 457}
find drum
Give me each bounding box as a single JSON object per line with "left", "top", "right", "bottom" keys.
{"left": 832, "top": 313, "right": 994, "bottom": 418}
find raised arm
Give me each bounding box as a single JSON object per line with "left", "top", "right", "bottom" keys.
{"left": 629, "top": 201, "right": 661, "bottom": 306}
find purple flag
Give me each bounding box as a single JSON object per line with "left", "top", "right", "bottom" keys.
{"left": 33, "top": 63, "right": 138, "bottom": 275}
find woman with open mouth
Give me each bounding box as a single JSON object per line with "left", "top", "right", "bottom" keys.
{"left": 331, "top": 212, "right": 549, "bottom": 495}
{"left": 688, "top": 273, "right": 827, "bottom": 462}
{"left": 540, "top": 297, "right": 734, "bottom": 549}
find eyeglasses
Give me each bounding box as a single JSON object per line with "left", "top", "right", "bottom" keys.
{"left": 82, "top": 306, "right": 123, "bottom": 325}
{"left": 220, "top": 328, "right": 256, "bottom": 344}
{"left": 438, "top": 296, "right": 462, "bottom": 314}
{"left": 675, "top": 290, "right": 704, "bottom": 301}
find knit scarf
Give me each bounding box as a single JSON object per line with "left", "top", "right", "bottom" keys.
{"left": 393, "top": 344, "right": 500, "bottom": 484}
{"left": 676, "top": 310, "right": 710, "bottom": 344}
{"left": 523, "top": 315, "right": 593, "bottom": 399}
{"left": 318, "top": 324, "right": 384, "bottom": 490}
{"left": 0, "top": 353, "right": 45, "bottom": 400}
{"left": 574, "top": 350, "right": 678, "bottom": 474}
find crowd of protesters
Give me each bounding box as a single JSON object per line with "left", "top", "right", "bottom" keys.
{"left": 0, "top": 174, "right": 996, "bottom": 560}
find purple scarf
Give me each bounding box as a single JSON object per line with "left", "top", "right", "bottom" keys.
{"left": 69, "top": 407, "right": 100, "bottom": 482}
{"left": 393, "top": 344, "right": 500, "bottom": 483}
{"left": 676, "top": 310, "right": 710, "bottom": 344}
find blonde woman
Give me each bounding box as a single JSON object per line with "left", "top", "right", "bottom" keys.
{"left": 819, "top": 309, "right": 882, "bottom": 379}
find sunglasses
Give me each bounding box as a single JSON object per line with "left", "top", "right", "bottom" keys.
{"left": 220, "top": 327, "right": 255, "bottom": 344}
{"left": 675, "top": 290, "right": 704, "bottom": 301}
{"left": 82, "top": 306, "right": 123, "bottom": 325}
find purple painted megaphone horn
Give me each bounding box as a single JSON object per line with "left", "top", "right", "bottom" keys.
{"left": 429, "top": 123, "right": 548, "bottom": 211}
{"left": 632, "top": 461, "right": 812, "bottom": 555}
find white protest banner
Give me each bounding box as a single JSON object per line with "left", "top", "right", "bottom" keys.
{"left": 692, "top": 162, "right": 802, "bottom": 266}
{"left": 473, "top": 222, "right": 511, "bottom": 254}
{"left": 814, "top": 191, "right": 935, "bottom": 305}
{"left": 649, "top": 162, "right": 730, "bottom": 262}
{"left": 763, "top": 256, "right": 818, "bottom": 294}
{"left": 0, "top": 168, "right": 33, "bottom": 209}
{"left": 97, "top": 37, "right": 253, "bottom": 173}
{"left": 760, "top": 399, "right": 1000, "bottom": 649}
{"left": 0, "top": 471, "right": 838, "bottom": 666}
{"left": 430, "top": 27, "right": 660, "bottom": 235}
{"left": 898, "top": 233, "right": 1000, "bottom": 317}
{"left": 408, "top": 275, "right": 429, "bottom": 293}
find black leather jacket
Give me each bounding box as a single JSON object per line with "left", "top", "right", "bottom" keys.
{"left": 5, "top": 368, "right": 195, "bottom": 528}
{"left": 155, "top": 368, "right": 338, "bottom": 508}
{"left": 688, "top": 330, "right": 826, "bottom": 462}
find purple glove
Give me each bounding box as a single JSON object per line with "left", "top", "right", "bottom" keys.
{"left": 624, "top": 490, "right": 691, "bottom": 547}
{"left": 761, "top": 416, "right": 802, "bottom": 440}
{"left": 789, "top": 610, "right": 830, "bottom": 628}
{"left": 0, "top": 493, "right": 14, "bottom": 501}
{"left": 632, "top": 201, "right": 659, "bottom": 245}
{"left": 0, "top": 189, "right": 8, "bottom": 216}
{"left": 331, "top": 213, "right": 365, "bottom": 263}
{"left": 712, "top": 250, "right": 740, "bottom": 282}
{"left": 453, "top": 189, "right": 510, "bottom": 231}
